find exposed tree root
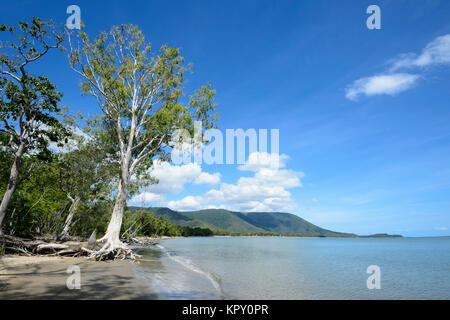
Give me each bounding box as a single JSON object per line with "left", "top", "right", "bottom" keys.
{"left": 0, "top": 235, "right": 147, "bottom": 261}
{"left": 0, "top": 235, "right": 90, "bottom": 257}
{"left": 87, "top": 239, "right": 142, "bottom": 261}
{"left": 87, "top": 247, "right": 140, "bottom": 261}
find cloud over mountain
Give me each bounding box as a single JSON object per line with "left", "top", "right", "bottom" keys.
{"left": 167, "top": 152, "right": 304, "bottom": 212}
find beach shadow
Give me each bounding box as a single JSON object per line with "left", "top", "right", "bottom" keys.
{"left": 0, "top": 259, "right": 158, "bottom": 300}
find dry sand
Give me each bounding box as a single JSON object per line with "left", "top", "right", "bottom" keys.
{"left": 0, "top": 255, "right": 157, "bottom": 299}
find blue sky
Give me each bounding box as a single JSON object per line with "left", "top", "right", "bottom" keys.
{"left": 2, "top": 0, "right": 450, "bottom": 236}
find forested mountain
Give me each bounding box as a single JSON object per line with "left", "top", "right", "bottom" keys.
{"left": 129, "top": 207, "right": 356, "bottom": 237}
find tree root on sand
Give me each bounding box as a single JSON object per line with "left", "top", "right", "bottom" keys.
{"left": 84, "top": 239, "right": 142, "bottom": 261}
{"left": 0, "top": 235, "right": 140, "bottom": 261}
{"left": 84, "top": 247, "right": 141, "bottom": 261}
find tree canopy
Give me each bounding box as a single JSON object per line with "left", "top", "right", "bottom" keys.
{"left": 66, "top": 24, "right": 218, "bottom": 258}
{"left": 0, "top": 19, "right": 219, "bottom": 259}
{"left": 0, "top": 17, "right": 69, "bottom": 235}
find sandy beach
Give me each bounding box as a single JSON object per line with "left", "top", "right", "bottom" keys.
{"left": 0, "top": 255, "right": 157, "bottom": 299}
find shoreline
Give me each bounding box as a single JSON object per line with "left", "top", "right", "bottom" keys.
{"left": 0, "top": 240, "right": 225, "bottom": 300}
{"left": 134, "top": 245, "right": 224, "bottom": 300}
{"left": 0, "top": 254, "right": 157, "bottom": 299}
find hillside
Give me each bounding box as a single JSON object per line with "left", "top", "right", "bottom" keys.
{"left": 128, "top": 206, "right": 357, "bottom": 237}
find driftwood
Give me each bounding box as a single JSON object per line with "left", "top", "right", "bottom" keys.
{"left": 124, "top": 236, "right": 159, "bottom": 246}
{"left": 0, "top": 235, "right": 89, "bottom": 257}
{"left": 36, "top": 243, "right": 69, "bottom": 253}
{"left": 0, "top": 234, "right": 151, "bottom": 261}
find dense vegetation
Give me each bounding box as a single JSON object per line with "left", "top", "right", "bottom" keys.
{"left": 0, "top": 17, "right": 218, "bottom": 258}
{"left": 0, "top": 150, "right": 215, "bottom": 238}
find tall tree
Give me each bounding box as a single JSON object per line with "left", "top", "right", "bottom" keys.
{"left": 68, "top": 25, "right": 217, "bottom": 257}
{"left": 0, "top": 17, "right": 68, "bottom": 235}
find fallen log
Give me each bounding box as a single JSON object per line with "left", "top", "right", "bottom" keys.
{"left": 0, "top": 235, "right": 87, "bottom": 257}
{"left": 36, "top": 243, "right": 69, "bottom": 253}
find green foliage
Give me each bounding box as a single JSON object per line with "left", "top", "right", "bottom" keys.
{"left": 0, "top": 17, "right": 68, "bottom": 160}
{"left": 0, "top": 19, "right": 219, "bottom": 241}
{"left": 0, "top": 19, "right": 220, "bottom": 241}
{"left": 68, "top": 24, "right": 218, "bottom": 182}
{"left": 70, "top": 200, "right": 115, "bottom": 238}
{"left": 122, "top": 209, "right": 213, "bottom": 238}
{"left": 2, "top": 158, "right": 67, "bottom": 236}
{"left": 0, "top": 17, "right": 69, "bottom": 235}
{"left": 56, "top": 119, "right": 117, "bottom": 203}
{"left": 0, "top": 150, "right": 116, "bottom": 238}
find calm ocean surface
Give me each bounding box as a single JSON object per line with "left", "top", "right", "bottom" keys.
{"left": 134, "top": 236, "right": 450, "bottom": 299}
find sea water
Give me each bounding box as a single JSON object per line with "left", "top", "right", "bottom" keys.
{"left": 134, "top": 236, "right": 450, "bottom": 299}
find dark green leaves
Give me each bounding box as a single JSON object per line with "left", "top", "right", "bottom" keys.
{"left": 0, "top": 17, "right": 68, "bottom": 160}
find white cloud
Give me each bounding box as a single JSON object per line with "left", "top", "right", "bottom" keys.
{"left": 167, "top": 152, "right": 304, "bottom": 212}
{"left": 346, "top": 34, "right": 450, "bottom": 101}
{"left": 143, "top": 161, "right": 221, "bottom": 194}
{"left": 130, "top": 153, "right": 304, "bottom": 212}
{"left": 311, "top": 197, "right": 318, "bottom": 202}
{"left": 166, "top": 195, "right": 205, "bottom": 211}
{"left": 238, "top": 152, "right": 288, "bottom": 171}
{"left": 129, "top": 192, "right": 164, "bottom": 205}
{"left": 128, "top": 160, "right": 221, "bottom": 205}
{"left": 434, "top": 226, "right": 448, "bottom": 231}
{"left": 145, "top": 161, "right": 202, "bottom": 194}
{"left": 129, "top": 161, "right": 220, "bottom": 205}
{"left": 345, "top": 73, "right": 420, "bottom": 101}
{"left": 194, "top": 172, "right": 221, "bottom": 185}
{"left": 390, "top": 34, "right": 450, "bottom": 71}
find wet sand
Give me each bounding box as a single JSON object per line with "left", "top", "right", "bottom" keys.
{"left": 0, "top": 255, "right": 157, "bottom": 299}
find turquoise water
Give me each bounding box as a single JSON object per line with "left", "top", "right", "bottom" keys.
{"left": 135, "top": 236, "right": 450, "bottom": 299}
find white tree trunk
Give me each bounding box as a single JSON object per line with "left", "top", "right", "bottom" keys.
{"left": 94, "top": 92, "right": 137, "bottom": 254}
{"left": 96, "top": 110, "right": 136, "bottom": 252}
{"left": 0, "top": 143, "right": 24, "bottom": 236}
{"left": 98, "top": 173, "right": 129, "bottom": 249}
{"left": 58, "top": 196, "right": 80, "bottom": 240}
